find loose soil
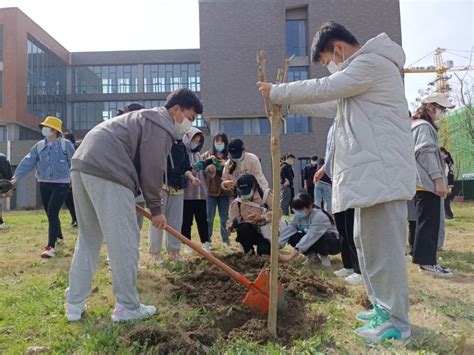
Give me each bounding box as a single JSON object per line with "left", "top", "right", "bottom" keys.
{"left": 124, "top": 253, "right": 347, "bottom": 352}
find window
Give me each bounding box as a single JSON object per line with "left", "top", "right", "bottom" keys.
{"left": 72, "top": 100, "right": 166, "bottom": 130}
{"left": 73, "top": 65, "right": 139, "bottom": 94}
{"left": 27, "top": 38, "right": 67, "bottom": 120}
{"left": 219, "top": 117, "right": 270, "bottom": 136}
{"left": 0, "top": 126, "right": 6, "bottom": 142}
{"left": 286, "top": 20, "right": 307, "bottom": 56}
{"left": 288, "top": 67, "right": 308, "bottom": 82}
{"left": 144, "top": 63, "right": 200, "bottom": 93}
{"left": 193, "top": 115, "right": 207, "bottom": 128}
{"left": 286, "top": 114, "right": 309, "bottom": 133}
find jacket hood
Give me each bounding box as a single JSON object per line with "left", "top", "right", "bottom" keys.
{"left": 141, "top": 107, "right": 177, "bottom": 140}
{"left": 342, "top": 33, "right": 406, "bottom": 71}
{"left": 183, "top": 127, "right": 204, "bottom": 152}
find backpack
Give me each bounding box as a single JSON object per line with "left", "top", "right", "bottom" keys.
{"left": 37, "top": 138, "right": 70, "bottom": 168}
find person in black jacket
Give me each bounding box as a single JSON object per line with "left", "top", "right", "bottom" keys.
{"left": 280, "top": 153, "right": 295, "bottom": 216}
{"left": 303, "top": 156, "right": 318, "bottom": 202}
{"left": 440, "top": 147, "right": 455, "bottom": 220}
{"left": 0, "top": 153, "right": 13, "bottom": 228}
{"left": 147, "top": 136, "right": 198, "bottom": 264}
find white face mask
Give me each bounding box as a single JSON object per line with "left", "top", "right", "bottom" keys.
{"left": 41, "top": 127, "right": 52, "bottom": 138}
{"left": 175, "top": 111, "right": 193, "bottom": 134}
{"left": 326, "top": 47, "right": 344, "bottom": 74}
{"left": 434, "top": 109, "right": 445, "bottom": 120}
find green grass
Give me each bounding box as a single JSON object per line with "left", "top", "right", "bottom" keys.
{"left": 0, "top": 203, "right": 473, "bottom": 354}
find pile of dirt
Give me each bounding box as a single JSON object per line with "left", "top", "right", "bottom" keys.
{"left": 165, "top": 253, "right": 347, "bottom": 345}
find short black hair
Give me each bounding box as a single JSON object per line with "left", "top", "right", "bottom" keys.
{"left": 125, "top": 103, "right": 145, "bottom": 112}
{"left": 310, "top": 155, "right": 318, "bottom": 161}
{"left": 63, "top": 132, "right": 76, "bottom": 144}
{"left": 165, "top": 88, "right": 203, "bottom": 114}
{"left": 291, "top": 193, "right": 314, "bottom": 210}
{"left": 311, "top": 21, "right": 359, "bottom": 63}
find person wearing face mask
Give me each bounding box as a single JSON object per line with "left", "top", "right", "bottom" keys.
{"left": 411, "top": 93, "right": 454, "bottom": 278}
{"left": 226, "top": 174, "right": 272, "bottom": 255}
{"left": 257, "top": 22, "right": 416, "bottom": 342}
{"left": 181, "top": 127, "right": 216, "bottom": 253}
{"left": 148, "top": 128, "right": 195, "bottom": 264}
{"left": 221, "top": 138, "right": 269, "bottom": 192}
{"left": 279, "top": 193, "right": 340, "bottom": 267}
{"left": 12, "top": 116, "right": 75, "bottom": 258}
{"left": 280, "top": 153, "right": 296, "bottom": 216}
{"left": 303, "top": 156, "right": 318, "bottom": 202}
{"left": 201, "top": 133, "right": 233, "bottom": 251}
{"left": 65, "top": 88, "right": 202, "bottom": 323}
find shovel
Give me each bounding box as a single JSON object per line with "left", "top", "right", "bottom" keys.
{"left": 136, "top": 204, "right": 284, "bottom": 315}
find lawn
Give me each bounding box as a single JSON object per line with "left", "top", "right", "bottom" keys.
{"left": 0, "top": 203, "right": 473, "bottom": 354}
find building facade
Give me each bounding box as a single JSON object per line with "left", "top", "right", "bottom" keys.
{"left": 0, "top": 1, "right": 402, "bottom": 208}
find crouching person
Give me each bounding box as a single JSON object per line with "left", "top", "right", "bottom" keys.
{"left": 227, "top": 174, "right": 272, "bottom": 256}
{"left": 65, "top": 88, "right": 203, "bottom": 322}
{"left": 279, "top": 193, "right": 340, "bottom": 266}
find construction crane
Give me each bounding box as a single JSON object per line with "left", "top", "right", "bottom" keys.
{"left": 404, "top": 47, "right": 474, "bottom": 96}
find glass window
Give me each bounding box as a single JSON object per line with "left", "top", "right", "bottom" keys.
{"left": 73, "top": 65, "right": 139, "bottom": 94}
{"left": 288, "top": 67, "right": 308, "bottom": 82}
{"left": 287, "top": 114, "right": 309, "bottom": 133}
{"left": 144, "top": 63, "right": 200, "bottom": 93}
{"left": 218, "top": 117, "right": 271, "bottom": 136}
{"left": 0, "top": 24, "right": 3, "bottom": 62}
{"left": 286, "top": 20, "right": 307, "bottom": 56}
{"left": 0, "top": 126, "right": 6, "bottom": 142}
{"left": 27, "top": 38, "right": 67, "bottom": 120}
{"left": 192, "top": 115, "right": 206, "bottom": 128}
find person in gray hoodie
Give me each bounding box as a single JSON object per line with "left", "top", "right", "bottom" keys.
{"left": 411, "top": 92, "right": 453, "bottom": 277}
{"left": 258, "top": 22, "right": 416, "bottom": 342}
{"left": 279, "top": 193, "right": 340, "bottom": 266}
{"left": 65, "top": 88, "right": 203, "bottom": 323}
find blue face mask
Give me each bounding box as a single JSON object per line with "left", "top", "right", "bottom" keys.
{"left": 190, "top": 142, "right": 199, "bottom": 150}
{"left": 294, "top": 210, "right": 308, "bottom": 218}
{"left": 214, "top": 143, "right": 225, "bottom": 152}
{"left": 241, "top": 190, "right": 253, "bottom": 200}
{"left": 232, "top": 156, "right": 244, "bottom": 163}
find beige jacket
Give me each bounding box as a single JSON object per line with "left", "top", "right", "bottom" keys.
{"left": 228, "top": 189, "right": 273, "bottom": 224}
{"left": 222, "top": 152, "right": 269, "bottom": 190}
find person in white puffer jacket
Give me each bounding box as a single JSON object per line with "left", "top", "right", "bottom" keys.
{"left": 257, "top": 22, "right": 416, "bottom": 343}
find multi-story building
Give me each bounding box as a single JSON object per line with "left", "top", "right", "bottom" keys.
{"left": 0, "top": 1, "right": 402, "bottom": 208}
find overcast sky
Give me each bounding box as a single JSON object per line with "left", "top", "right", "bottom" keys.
{"left": 2, "top": 0, "right": 473, "bottom": 105}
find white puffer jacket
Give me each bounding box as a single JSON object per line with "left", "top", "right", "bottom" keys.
{"left": 271, "top": 33, "right": 416, "bottom": 213}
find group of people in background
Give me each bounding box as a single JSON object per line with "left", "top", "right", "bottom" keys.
{"left": 0, "top": 20, "right": 459, "bottom": 344}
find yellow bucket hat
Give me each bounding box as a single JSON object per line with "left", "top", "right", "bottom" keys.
{"left": 39, "top": 116, "right": 63, "bottom": 134}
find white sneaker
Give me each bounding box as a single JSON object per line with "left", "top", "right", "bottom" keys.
{"left": 334, "top": 268, "right": 354, "bottom": 278}
{"left": 64, "top": 288, "right": 86, "bottom": 321}
{"left": 184, "top": 246, "right": 193, "bottom": 254}
{"left": 320, "top": 255, "right": 332, "bottom": 267}
{"left": 40, "top": 246, "right": 56, "bottom": 258}
{"left": 345, "top": 273, "right": 363, "bottom": 285}
{"left": 0, "top": 222, "right": 6, "bottom": 229}
{"left": 111, "top": 303, "right": 157, "bottom": 322}
{"left": 106, "top": 254, "right": 110, "bottom": 264}
{"left": 202, "top": 242, "right": 212, "bottom": 252}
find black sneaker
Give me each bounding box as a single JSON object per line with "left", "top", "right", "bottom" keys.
{"left": 420, "top": 264, "right": 453, "bottom": 278}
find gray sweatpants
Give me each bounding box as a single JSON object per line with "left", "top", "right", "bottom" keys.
{"left": 148, "top": 190, "right": 183, "bottom": 254}
{"left": 354, "top": 200, "right": 410, "bottom": 333}
{"left": 67, "top": 171, "right": 141, "bottom": 310}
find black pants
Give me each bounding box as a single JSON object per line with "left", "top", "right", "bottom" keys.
{"left": 307, "top": 185, "right": 315, "bottom": 203}
{"left": 287, "top": 231, "right": 340, "bottom": 256}
{"left": 408, "top": 220, "right": 416, "bottom": 255}
{"left": 182, "top": 199, "right": 209, "bottom": 244}
{"left": 39, "top": 182, "right": 70, "bottom": 248}
{"left": 334, "top": 209, "right": 360, "bottom": 274}
{"left": 413, "top": 191, "right": 440, "bottom": 265}
{"left": 444, "top": 196, "right": 454, "bottom": 219}
{"left": 236, "top": 223, "right": 271, "bottom": 255}
{"left": 64, "top": 187, "right": 77, "bottom": 223}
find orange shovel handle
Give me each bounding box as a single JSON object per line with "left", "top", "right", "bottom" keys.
{"left": 136, "top": 204, "right": 253, "bottom": 289}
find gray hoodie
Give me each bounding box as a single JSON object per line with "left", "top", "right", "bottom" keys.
{"left": 411, "top": 119, "right": 446, "bottom": 194}
{"left": 279, "top": 208, "right": 338, "bottom": 253}
{"left": 72, "top": 107, "right": 176, "bottom": 216}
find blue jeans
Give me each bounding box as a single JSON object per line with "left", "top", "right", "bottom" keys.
{"left": 315, "top": 182, "right": 332, "bottom": 213}
{"left": 207, "top": 195, "right": 230, "bottom": 243}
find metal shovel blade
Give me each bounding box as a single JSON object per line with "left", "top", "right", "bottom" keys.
{"left": 243, "top": 271, "right": 285, "bottom": 315}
